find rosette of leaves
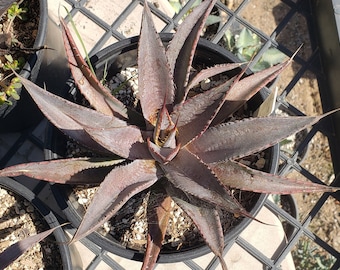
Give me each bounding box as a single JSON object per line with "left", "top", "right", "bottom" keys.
{"left": 0, "top": 1, "right": 339, "bottom": 269}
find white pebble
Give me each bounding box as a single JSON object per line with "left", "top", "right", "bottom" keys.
{"left": 200, "top": 79, "right": 211, "bottom": 90}
{"left": 77, "top": 197, "right": 88, "bottom": 205}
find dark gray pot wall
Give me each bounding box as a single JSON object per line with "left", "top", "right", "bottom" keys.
{"left": 0, "top": 177, "right": 73, "bottom": 269}
{"left": 45, "top": 35, "right": 280, "bottom": 263}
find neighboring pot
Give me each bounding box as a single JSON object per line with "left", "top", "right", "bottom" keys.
{"left": 0, "top": 0, "right": 48, "bottom": 133}
{"left": 0, "top": 177, "right": 73, "bottom": 269}
{"left": 45, "top": 34, "right": 279, "bottom": 263}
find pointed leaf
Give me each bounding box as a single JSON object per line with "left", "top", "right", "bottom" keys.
{"left": 167, "top": 0, "right": 217, "bottom": 102}
{"left": 162, "top": 148, "right": 249, "bottom": 216}
{"left": 61, "top": 19, "right": 128, "bottom": 119}
{"left": 72, "top": 160, "right": 160, "bottom": 242}
{"left": 0, "top": 227, "right": 57, "bottom": 269}
{"left": 188, "top": 111, "right": 339, "bottom": 163}
{"left": 19, "top": 75, "right": 127, "bottom": 152}
{"left": 210, "top": 160, "right": 340, "bottom": 194}
{"left": 153, "top": 99, "right": 173, "bottom": 145}
{"left": 0, "top": 158, "right": 123, "bottom": 184}
{"left": 84, "top": 125, "right": 150, "bottom": 159}
{"left": 211, "top": 61, "right": 289, "bottom": 125}
{"left": 142, "top": 193, "right": 171, "bottom": 270}
{"left": 174, "top": 77, "right": 235, "bottom": 146}
{"left": 184, "top": 63, "right": 243, "bottom": 97}
{"left": 138, "top": 2, "right": 174, "bottom": 127}
{"left": 165, "top": 183, "right": 227, "bottom": 269}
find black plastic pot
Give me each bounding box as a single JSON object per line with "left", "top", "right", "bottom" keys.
{"left": 44, "top": 34, "right": 280, "bottom": 263}
{"left": 0, "top": 177, "right": 73, "bottom": 269}
{"left": 0, "top": 0, "right": 48, "bottom": 133}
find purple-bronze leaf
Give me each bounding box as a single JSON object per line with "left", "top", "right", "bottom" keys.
{"left": 0, "top": 158, "right": 123, "bottom": 184}
{"left": 84, "top": 125, "right": 150, "bottom": 159}
{"left": 188, "top": 110, "right": 340, "bottom": 163}
{"left": 142, "top": 194, "right": 171, "bottom": 270}
{"left": 210, "top": 160, "right": 340, "bottom": 194}
{"left": 61, "top": 19, "right": 128, "bottom": 119}
{"left": 167, "top": 0, "right": 217, "bottom": 103}
{"left": 72, "top": 160, "right": 160, "bottom": 243}
{"left": 0, "top": 227, "right": 57, "bottom": 269}
{"left": 18, "top": 75, "right": 126, "bottom": 152}
{"left": 174, "top": 77, "right": 235, "bottom": 146}
{"left": 165, "top": 184, "right": 227, "bottom": 270}
{"left": 147, "top": 138, "right": 181, "bottom": 164}
{"left": 184, "top": 63, "right": 243, "bottom": 99}
{"left": 153, "top": 99, "right": 173, "bottom": 145}
{"left": 211, "top": 61, "right": 289, "bottom": 125}
{"left": 162, "top": 148, "right": 249, "bottom": 216}
{"left": 138, "top": 1, "right": 174, "bottom": 127}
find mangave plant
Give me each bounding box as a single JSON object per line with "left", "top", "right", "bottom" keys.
{"left": 0, "top": 0, "right": 339, "bottom": 269}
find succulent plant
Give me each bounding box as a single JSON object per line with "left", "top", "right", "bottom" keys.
{"left": 0, "top": 0, "right": 339, "bottom": 269}
{"left": 224, "top": 27, "right": 286, "bottom": 72}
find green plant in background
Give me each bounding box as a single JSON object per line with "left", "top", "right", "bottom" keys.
{"left": 2, "top": 54, "right": 25, "bottom": 71}
{"left": 224, "top": 28, "right": 286, "bottom": 72}
{"left": 0, "top": 76, "right": 21, "bottom": 105}
{"left": 0, "top": 0, "right": 27, "bottom": 105}
{"left": 292, "top": 238, "right": 337, "bottom": 270}
{"left": 5, "top": 0, "right": 27, "bottom": 33}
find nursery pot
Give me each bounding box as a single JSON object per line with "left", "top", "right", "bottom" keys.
{"left": 45, "top": 34, "right": 280, "bottom": 263}
{"left": 0, "top": 177, "right": 73, "bottom": 269}
{"left": 0, "top": 0, "right": 67, "bottom": 132}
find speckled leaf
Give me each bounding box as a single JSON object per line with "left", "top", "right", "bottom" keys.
{"left": 72, "top": 160, "right": 160, "bottom": 243}
{"left": 18, "top": 75, "right": 126, "bottom": 152}
{"left": 162, "top": 148, "right": 249, "bottom": 216}
{"left": 167, "top": 0, "right": 217, "bottom": 102}
{"left": 138, "top": 1, "right": 174, "bottom": 127}
{"left": 61, "top": 19, "right": 128, "bottom": 119}
{"left": 188, "top": 111, "right": 339, "bottom": 163}
{"left": 166, "top": 184, "right": 227, "bottom": 270}
{"left": 184, "top": 63, "right": 242, "bottom": 98}
{"left": 212, "top": 61, "right": 289, "bottom": 125}
{"left": 142, "top": 193, "right": 171, "bottom": 270}
{"left": 84, "top": 125, "right": 150, "bottom": 159}
{"left": 210, "top": 160, "right": 340, "bottom": 194}
{"left": 0, "top": 227, "right": 57, "bottom": 269}
{"left": 0, "top": 158, "right": 123, "bottom": 184}
{"left": 174, "top": 77, "right": 235, "bottom": 146}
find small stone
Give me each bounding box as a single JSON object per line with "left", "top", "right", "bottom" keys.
{"left": 26, "top": 205, "right": 35, "bottom": 213}
{"left": 255, "top": 158, "right": 266, "bottom": 169}
{"left": 200, "top": 79, "right": 211, "bottom": 90}
{"left": 77, "top": 197, "right": 88, "bottom": 205}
